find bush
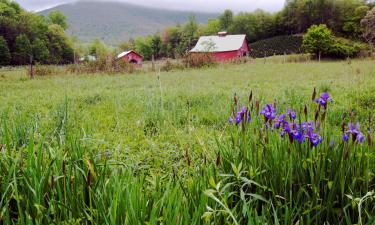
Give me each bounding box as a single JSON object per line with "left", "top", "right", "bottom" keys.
{"left": 67, "top": 58, "right": 139, "bottom": 74}
{"left": 249, "top": 35, "right": 303, "bottom": 58}
{"left": 182, "top": 53, "right": 216, "bottom": 68}
{"left": 328, "top": 38, "right": 366, "bottom": 58}
{"left": 34, "top": 64, "right": 65, "bottom": 76}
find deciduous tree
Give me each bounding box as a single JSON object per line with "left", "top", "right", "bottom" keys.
{"left": 302, "top": 24, "right": 334, "bottom": 61}
{"left": 0, "top": 36, "right": 10, "bottom": 66}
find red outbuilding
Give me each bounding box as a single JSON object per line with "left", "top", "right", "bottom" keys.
{"left": 189, "top": 32, "right": 250, "bottom": 61}
{"left": 116, "top": 50, "right": 143, "bottom": 64}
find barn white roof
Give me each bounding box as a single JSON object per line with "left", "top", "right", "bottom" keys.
{"left": 190, "top": 34, "right": 246, "bottom": 53}
{"left": 117, "top": 51, "right": 132, "bottom": 59}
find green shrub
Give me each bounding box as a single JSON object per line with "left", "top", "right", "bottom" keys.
{"left": 329, "top": 38, "right": 367, "bottom": 58}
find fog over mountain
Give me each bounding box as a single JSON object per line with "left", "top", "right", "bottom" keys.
{"left": 19, "top": 0, "right": 285, "bottom": 13}
{"left": 39, "top": 1, "right": 220, "bottom": 44}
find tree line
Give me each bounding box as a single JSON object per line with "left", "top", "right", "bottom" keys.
{"left": 117, "top": 0, "right": 374, "bottom": 60}
{"left": 0, "top": 0, "right": 74, "bottom": 66}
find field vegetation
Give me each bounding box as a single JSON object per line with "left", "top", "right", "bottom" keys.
{"left": 0, "top": 60, "right": 375, "bottom": 224}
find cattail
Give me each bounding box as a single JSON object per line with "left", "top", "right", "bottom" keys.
{"left": 62, "top": 160, "right": 66, "bottom": 175}
{"left": 185, "top": 150, "right": 191, "bottom": 166}
{"left": 86, "top": 170, "right": 92, "bottom": 188}
{"left": 216, "top": 152, "right": 221, "bottom": 167}
{"left": 368, "top": 128, "right": 372, "bottom": 146}
{"left": 314, "top": 108, "right": 319, "bottom": 122}
{"left": 249, "top": 90, "right": 253, "bottom": 103}
{"left": 341, "top": 122, "right": 346, "bottom": 133}
{"left": 51, "top": 175, "right": 55, "bottom": 189}
{"left": 349, "top": 109, "right": 353, "bottom": 122}
{"left": 273, "top": 99, "right": 277, "bottom": 109}
{"left": 312, "top": 87, "right": 317, "bottom": 101}
{"left": 255, "top": 100, "right": 260, "bottom": 114}
{"left": 259, "top": 128, "right": 263, "bottom": 140}
{"left": 368, "top": 113, "right": 372, "bottom": 125}
{"left": 304, "top": 104, "right": 308, "bottom": 119}
{"left": 234, "top": 93, "right": 238, "bottom": 106}
{"left": 321, "top": 110, "right": 327, "bottom": 122}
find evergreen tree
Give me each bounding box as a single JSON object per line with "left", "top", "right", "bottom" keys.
{"left": 0, "top": 36, "right": 11, "bottom": 66}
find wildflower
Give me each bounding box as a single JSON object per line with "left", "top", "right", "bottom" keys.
{"left": 260, "top": 104, "right": 276, "bottom": 122}
{"left": 342, "top": 133, "right": 349, "bottom": 142}
{"left": 342, "top": 122, "right": 365, "bottom": 143}
{"left": 234, "top": 106, "right": 250, "bottom": 125}
{"left": 291, "top": 123, "right": 305, "bottom": 143}
{"left": 315, "top": 92, "right": 331, "bottom": 109}
{"left": 287, "top": 108, "right": 296, "bottom": 121}
{"left": 329, "top": 140, "right": 335, "bottom": 147}
{"left": 274, "top": 114, "right": 286, "bottom": 129}
{"left": 228, "top": 117, "right": 233, "bottom": 124}
{"left": 280, "top": 121, "right": 304, "bottom": 143}
{"left": 306, "top": 128, "right": 323, "bottom": 147}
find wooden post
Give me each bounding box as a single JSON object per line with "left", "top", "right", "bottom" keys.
{"left": 29, "top": 55, "right": 34, "bottom": 79}
{"left": 151, "top": 55, "right": 155, "bottom": 72}
{"left": 264, "top": 51, "right": 266, "bottom": 64}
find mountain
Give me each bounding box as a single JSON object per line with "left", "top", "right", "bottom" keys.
{"left": 39, "top": 1, "right": 219, "bottom": 44}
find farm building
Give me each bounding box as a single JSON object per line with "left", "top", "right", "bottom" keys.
{"left": 117, "top": 50, "right": 143, "bottom": 64}
{"left": 189, "top": 32, "right": 250, "bottom": 61}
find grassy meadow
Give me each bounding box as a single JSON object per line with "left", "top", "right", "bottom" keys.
{"left": 0, "top": 59, "right": 375, "bottom": 224}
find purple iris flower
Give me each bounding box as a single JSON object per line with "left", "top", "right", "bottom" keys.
{"left": 342, "top": 122, "right": 365, "bottom": 143}
{"left": 260, "top": 104, "right": 277, "bottom": 121}
{"left": 274, "top": 114, "right": 286, "bottom": 129}
{"left": 315, "top": 92, "right": 331, "bottom": 108}
{"left": 280, "top": 121, "right": 305, "bottom": 143}
{"left": 306, "top": 129, "right": 323, "bottom": 147}
{"left": 291, "top": 123, "right": 305, "bottom": 143}
{"left": 287, "top": 109, "right": 297, "bottom": 121}
{"left": 234, "top": 106, "right": 250, "bottom": 125}
{"left": 342, "top": 133, "right": 349, "bottom": 142}
{"left": 228, "top": 117, "right": 234, "bottom": 124}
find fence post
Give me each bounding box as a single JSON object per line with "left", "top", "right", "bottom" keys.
{"left": 29, "top": 55, "right": 34, "bottom": 79}
{"left": 264, "top": 51, "right": 266, "bottom": 64}
{"left": 151, "top": 55, "right": 155, "bottom": 72}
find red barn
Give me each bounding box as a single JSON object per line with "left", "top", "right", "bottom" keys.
{"left": 189, "top": 32, "right": 249, "bottom": 61}
{"left": 117, "top": 50, "right": 143, "bottom": 64}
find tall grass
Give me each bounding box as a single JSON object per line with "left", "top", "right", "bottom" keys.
{"left": 0, "top": 60, "right": 375, "bottom": 224}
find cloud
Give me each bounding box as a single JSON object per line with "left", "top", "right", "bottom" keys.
{"left": 17, "top": 0, "right": 285, "bottom": 13}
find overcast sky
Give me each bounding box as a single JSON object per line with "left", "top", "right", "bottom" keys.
{"left": 17, "top": 0, "right": 285, "bottom": 13}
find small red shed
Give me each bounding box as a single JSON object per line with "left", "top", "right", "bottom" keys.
{"left": 117, "top": 50, "right": 143, "bottom": 64}
{"left": 189, "top": 32, "right": 249, "bottom": 61}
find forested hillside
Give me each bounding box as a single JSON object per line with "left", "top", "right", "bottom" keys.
{"left": 0, "top": 0, "right": 73, "bottom": 65}
{"left": 39, "top": 1, "right": 218, "bottom": 44}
